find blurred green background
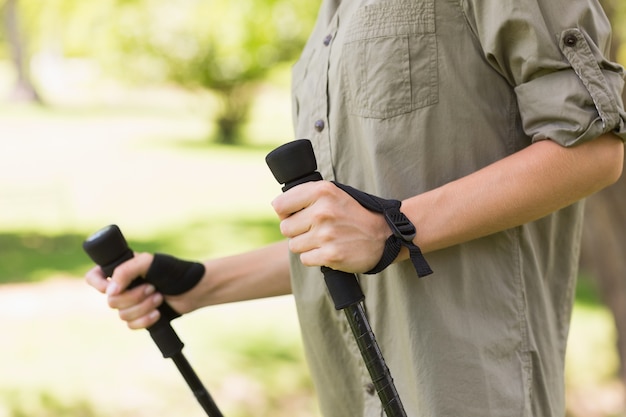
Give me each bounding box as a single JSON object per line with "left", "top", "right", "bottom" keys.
{"left": 1, "top": 0, "right": 625, "bottom": 416}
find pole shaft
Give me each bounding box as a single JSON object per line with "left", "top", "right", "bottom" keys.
{"left": 344, "top": 304, "right": 407, "bottom": 417}
{"left": 172, "top": 353, "right": 224, "bottom": 417}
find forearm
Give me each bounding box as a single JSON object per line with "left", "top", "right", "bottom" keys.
{"left": 175, "top": 240, "right": 292, "bottom": 312}
{"left": 403, "top": 133, "right": 624, "bottom": 255}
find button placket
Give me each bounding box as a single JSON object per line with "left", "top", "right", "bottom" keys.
{"left": 313, "top": 34, "right": 332, "bottom": 135}
{"left": 310, "top": 24, "right": 336, "bottom": 180}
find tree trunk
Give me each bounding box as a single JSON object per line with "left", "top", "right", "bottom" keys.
{"left": 213, "top": 85, "right": 254, "bottom": 145}
{"left": 3, "top": 0, "right": 42, "bottom": 103}
{"left": 580, "top": 0, "right": 626, "bottom": 387}
{"left": 581, "top": 172, "right": 626, "bottom": 384}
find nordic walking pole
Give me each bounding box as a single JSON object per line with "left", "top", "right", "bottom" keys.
{"left": 83, "top": 224, "right": 224, "bottom": 417}
{"left": 266, "top": 139, "right": 408, "bottom": 417}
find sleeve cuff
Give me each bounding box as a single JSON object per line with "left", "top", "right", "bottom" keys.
{"left": 515, "top": 28, "right": 626, "bottom": 147}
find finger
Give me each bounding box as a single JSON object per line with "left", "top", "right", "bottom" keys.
{"left": 298, "top": 246, "right": 359, "bottom": 273}
{"left": 108, "top": 282, "right": 155, "bottom": 309}
{"left": 272, "top": 181, "right": 326, "bottom": 220}
{"left": 85, "top": 265, "right": 109, "bottom": 294}
{"left": 107, "top": 252, "right": 154, "bottom": 296}
{"left": 127, "top": 308, "right": 161, "bottom": 330}
{"left": 277, "top": 183, "right": 340, "bottom": 238}
{"left": 287, "top": 231, "right": 319, "bottom": 255}
{"left": 279, "top": 209, "right": 313, "bottom": 239}
{"left": 299, "top": 247, "right": 334, "bottom": 269}
{"left": 117, "top": 291, "right": 163, "bottom": 325}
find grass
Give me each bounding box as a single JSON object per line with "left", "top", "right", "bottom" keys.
{"left": 0, "top": 216, "right": 284, "bottom": 284}
{"left": 0, "top": 82, "right": 320, "bottom": 417}
{"left": 0, "top": 280, "right": 317, "bottom": 417}
{"left": 0, "top": 82, "right": 289, "bottom": 281}
{"left": 0, "top": 82, "right": 623, "bottom": 416}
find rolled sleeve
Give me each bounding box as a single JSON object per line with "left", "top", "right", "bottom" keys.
{"left": 464, "top": 0, "right": 626, "bottom": 147}
{"left": 516, "top": 28, "right": 626, "bottom": 146}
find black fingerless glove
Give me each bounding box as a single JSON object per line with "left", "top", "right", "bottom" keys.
{"left": 145, "top": 254, "right": 205, "bottom": 295}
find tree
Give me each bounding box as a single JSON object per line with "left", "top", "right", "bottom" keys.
{"left": 1, "top": 0, "right": 317, "bottom": 143}
{"left": 1, "top": 0, "right": 41, "bottom": 102}
{"left": 580, "top": 0, "right": 626, "bottom": 388}
{"left": 105, "top": 0, "right": 318, "bottom": 144}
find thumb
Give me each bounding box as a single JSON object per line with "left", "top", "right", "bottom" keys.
{"left": 106, "top": 252, "right": 154, "bottom": 295}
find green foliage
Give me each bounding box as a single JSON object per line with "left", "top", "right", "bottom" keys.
{"left": 105, "top": 0, "right": 317, "bottom": 143}
{"left": 0, "top": 98, "right": 286, "bottom": 283}
{"left": 3, "top": 392, "right": 99, "bottom": 417}
{"left": 0, "top": 232, "right": 91, "bottom": 283}
{"left": 106, "top": 0, "right": 314, "bottom": 86}
{"left": 0, "top": 102, "right": 314, "bottom": 417}
{"left": 3, "top": 0, "right": 318, "bottom": 142}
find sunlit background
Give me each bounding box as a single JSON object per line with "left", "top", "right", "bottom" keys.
{"left": 1, "top": 0, "right": 625, "bottom": 416}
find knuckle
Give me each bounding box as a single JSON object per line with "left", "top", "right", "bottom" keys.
{"left": 312, "top": 204, "right": 335, "bottom": 224}
{"left": 323, "top": 248, "right": 345, "bottom": 267}
{"left": 316, "top": 181, "right": 336, "bottom": 196}
{"left": 135, "top": 252, "right": 153, "bottom": 265}
{"left": 315, "top": 225, "right": 337, "bottom": 244}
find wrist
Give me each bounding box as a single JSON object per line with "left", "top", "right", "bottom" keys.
{"left": 162, "top": 260, "right": 215, "bottom": 315}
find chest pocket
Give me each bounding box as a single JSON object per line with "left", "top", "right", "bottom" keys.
{"left": 342, "top": 0, "right": 438, "bottom": 119}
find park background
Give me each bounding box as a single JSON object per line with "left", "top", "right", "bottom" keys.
{"left": 1, "top": 0, "right": 626, "bottom": 416}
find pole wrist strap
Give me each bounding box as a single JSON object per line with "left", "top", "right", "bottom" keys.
{"left": 332, "top": 182, "right": 433, "bottom": 277}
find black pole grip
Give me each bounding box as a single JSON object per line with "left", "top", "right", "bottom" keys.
{"left": 320, "top": 266, "right": 366, "bottom": 310}
{"left": 83, "top": 224, "right": 184, "bottom": 358}
{"left": 266, "top": 139, "right": 364, "bottom": 309}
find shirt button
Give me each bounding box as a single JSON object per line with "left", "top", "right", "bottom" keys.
{"left": 564, "top": 33, "right": 578, "bottom": 47}
{"left": 323, "top": 34, "right": 333, "bottom": 46}
{"left": 365, "top": 383, "right": 376, "bottom": 396}
{"left": 314, "top": 119, "right": 325, "bottom": 132}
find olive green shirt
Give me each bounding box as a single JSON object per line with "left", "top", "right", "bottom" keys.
{"left": 289, "top": 0, "right": 626, "bottom": 416}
